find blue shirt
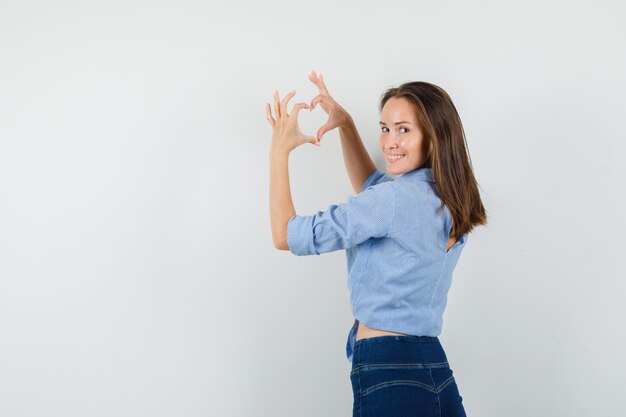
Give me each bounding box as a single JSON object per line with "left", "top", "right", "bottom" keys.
{"left": 287, "top": 167, "right": 468, "bottom": 363}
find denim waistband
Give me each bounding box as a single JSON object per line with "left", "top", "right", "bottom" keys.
{"left": 351, "top": 335, "right": 448, "bottom": 368}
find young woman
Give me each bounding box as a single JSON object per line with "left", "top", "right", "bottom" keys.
{"left": 266, "top": 71, "right": 486, "bottom": 417}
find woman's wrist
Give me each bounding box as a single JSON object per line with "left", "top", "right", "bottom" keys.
{"left": 338, "top": 108, "right": 353, "bottom": 129}
{"left": 270, "top": 143, "right": 291, "bottom": 158}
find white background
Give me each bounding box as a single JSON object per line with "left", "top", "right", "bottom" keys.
{"left": 1, "top": 1, "right": 624, "bottom": 416}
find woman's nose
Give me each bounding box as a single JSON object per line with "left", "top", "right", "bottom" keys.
{"left": 383, "top": 134, "right": 399, "bottom": 148}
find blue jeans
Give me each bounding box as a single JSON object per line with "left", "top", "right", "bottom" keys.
{"left": 350, "top": 335, "right": 467, "bottom": 417}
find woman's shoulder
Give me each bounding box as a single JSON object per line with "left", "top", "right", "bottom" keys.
{"left": 360, "top": 169, "right": 394, "bottom": 192}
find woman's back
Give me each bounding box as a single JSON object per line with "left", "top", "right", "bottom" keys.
{"left": 344, "top": 167, "right": 468, "bottom": 362}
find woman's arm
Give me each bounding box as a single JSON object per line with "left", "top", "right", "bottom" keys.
{"left": 266, "top": 89, "right": 318, "bottom": 251}
{"left": 338, "top": 116, "right": 376, "bottom": 194}
{"left": 269, "top": 148, "right": 295, "bottom": 250}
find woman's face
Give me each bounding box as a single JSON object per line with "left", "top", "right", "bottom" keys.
{"left": 379, "top": 97, "right": 428, "bottom": 175}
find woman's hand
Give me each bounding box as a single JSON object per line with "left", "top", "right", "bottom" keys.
{"left": 266, "top": 90, "right": 319, "bottom": 155}
{"left": 308, "top": 71, "right": 351, "bottom": 144}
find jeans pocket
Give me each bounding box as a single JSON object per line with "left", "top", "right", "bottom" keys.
{"left": 358, "top": 364, "right": 442, "bottom": 396}
{"left": 351, "top": 363, "right": 446, "bottom": 417}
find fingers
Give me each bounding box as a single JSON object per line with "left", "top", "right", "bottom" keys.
{"left": 280, "top": 90, "right": 296, "bottom": 117}
{"left": 270, "top": 88, "right": 307, "bottom": 119}
{"left": 310, "top": 94, "right": 323, "bottom": 111}
{"left": 318, "top": 73, "right": 328, "bottom": 93}
{"left": 290, "top": 102, "right": 309, "bottom": 119}
{"left": 265, "top": 102, "right": 275, "bottom": 126}
{"left": 273, "top": 90, "right": 281, "bottom": 119}
{"left": 309, "top": 70, "right": 329, "bottom": 95}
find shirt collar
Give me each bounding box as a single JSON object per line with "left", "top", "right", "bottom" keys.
{"left": 399, "top": 167, "right": 434, "bottom": 182}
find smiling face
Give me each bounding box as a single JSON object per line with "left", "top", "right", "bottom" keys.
{"left": 379, "top": 96, "right": 429, "bottom": 175}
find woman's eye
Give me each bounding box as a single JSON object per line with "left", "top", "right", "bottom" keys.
{"left": 381, "top": 127, "right": 389, "bottom": 132}
{"left": 400, "top": 127, "right": 409, "bottom": 133}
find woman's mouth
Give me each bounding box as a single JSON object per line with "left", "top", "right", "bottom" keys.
{"left": 387, "top": 154, "right": 406, "bottom": 164}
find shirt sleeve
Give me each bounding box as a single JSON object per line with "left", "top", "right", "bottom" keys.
{"left": 361, "top": 169, "right": 394, "bottom": 192}
{"left": 287, "top": 182, "right": 396, "bottom": 256}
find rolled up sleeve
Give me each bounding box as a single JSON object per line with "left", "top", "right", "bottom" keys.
{"left": 287, "top": 214, "right": 316, "bottom": 256}
{"left": 287, "top": 182, "right": 396, "bottom": 256}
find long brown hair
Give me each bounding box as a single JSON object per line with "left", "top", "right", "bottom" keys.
{"left": 379, "top": 82, "right": 487, "bottom": 238}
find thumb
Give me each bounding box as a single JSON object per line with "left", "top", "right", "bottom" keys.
{"left": 306, "top": 135, "right": 320, "bottom": 147}
{"left": 316, "top": 121, "right": 333, "bottom": 142}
